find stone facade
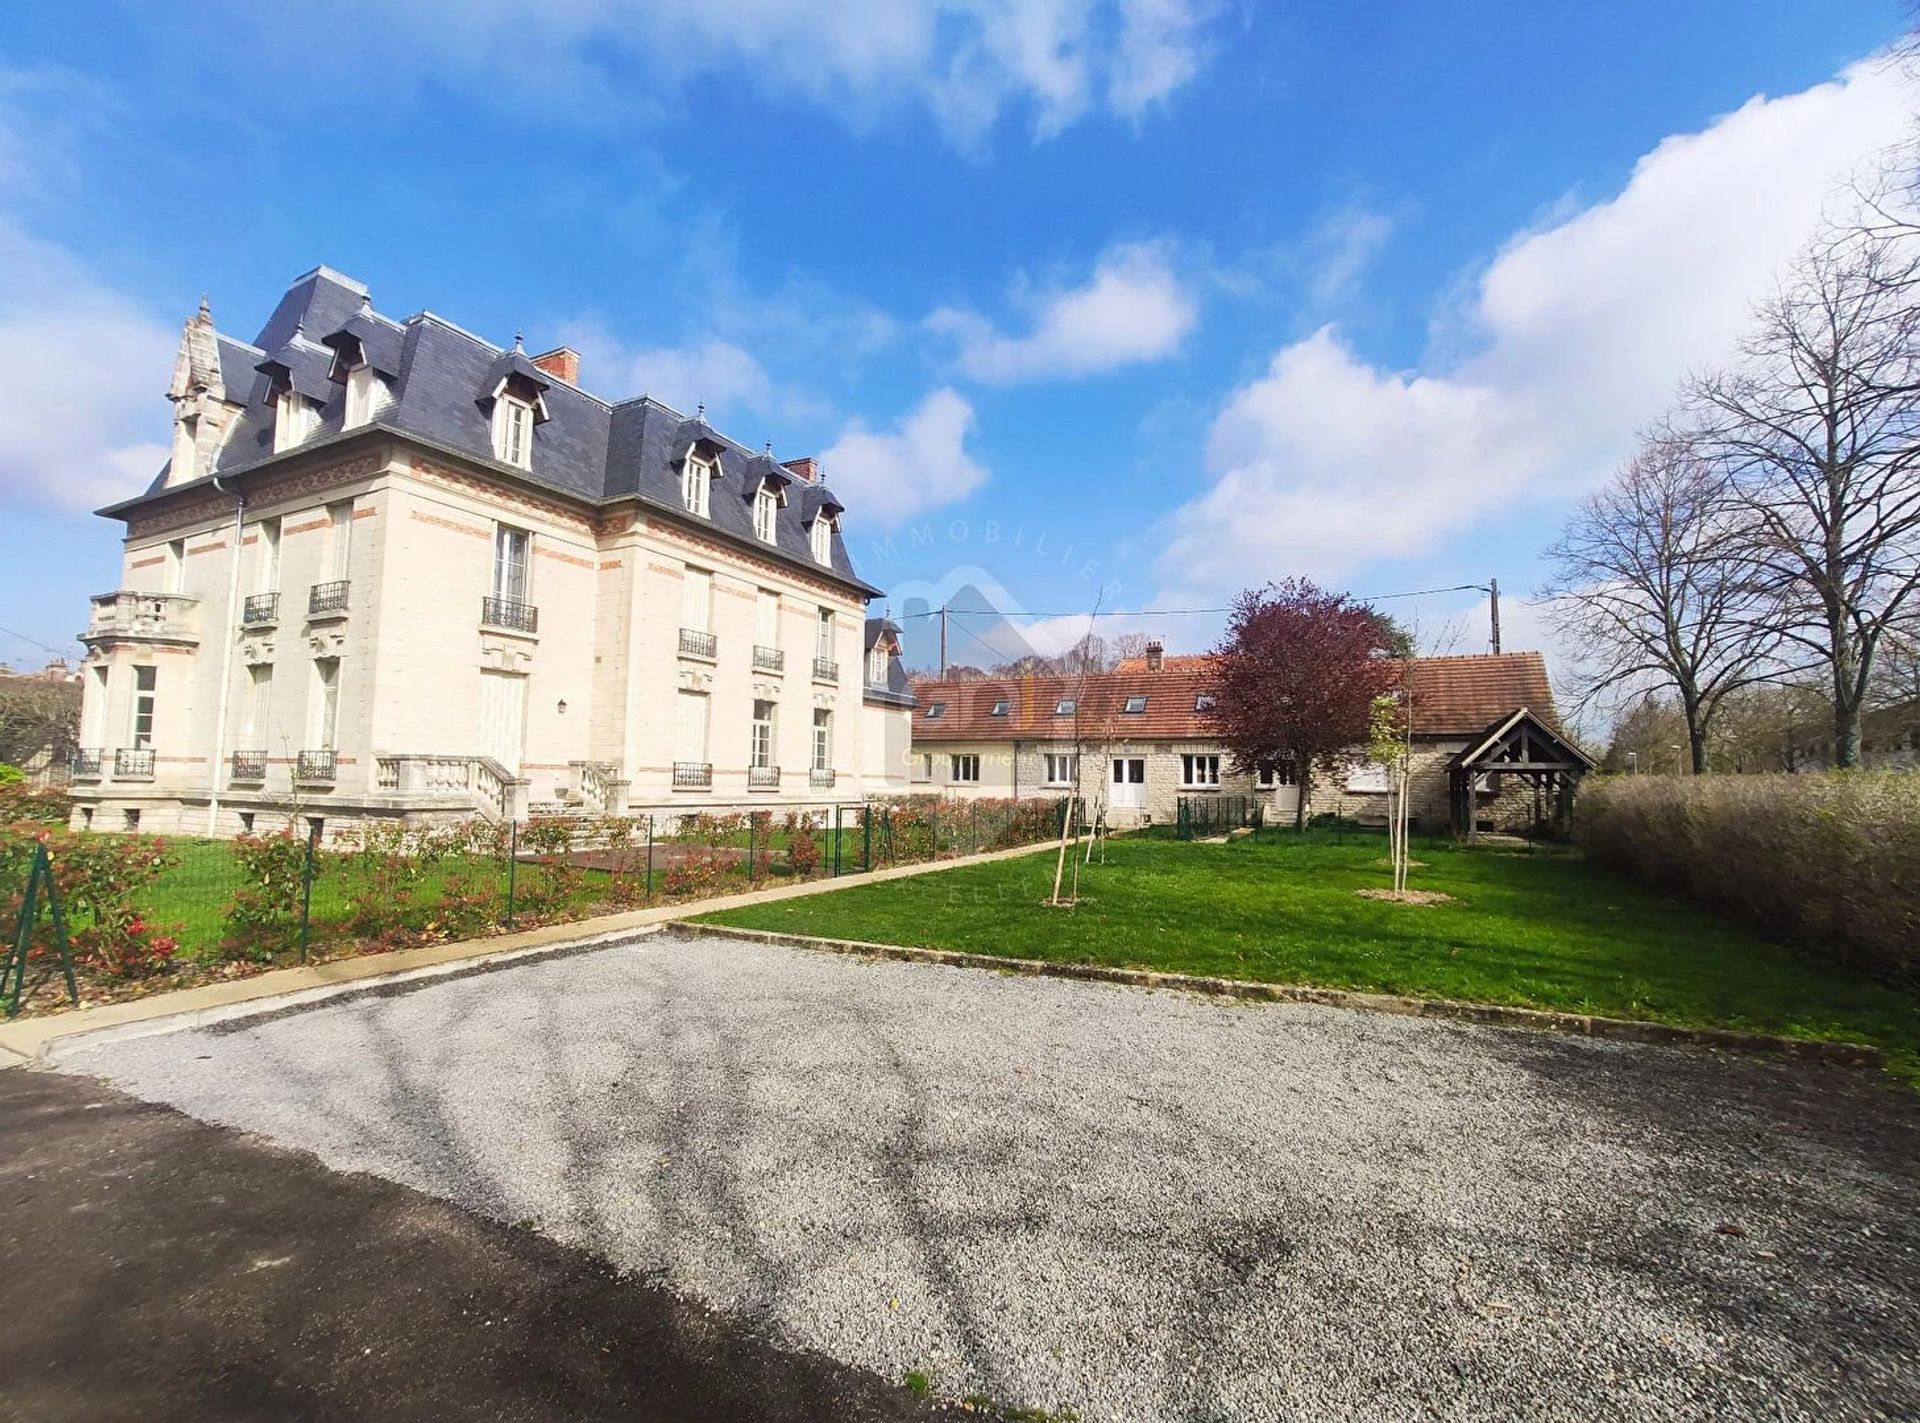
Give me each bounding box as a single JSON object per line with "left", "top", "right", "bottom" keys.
{"left": 71, "top": 441, "right": 908, "bottom": 838}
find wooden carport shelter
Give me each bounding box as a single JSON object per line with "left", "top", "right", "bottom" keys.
{"left": 1446, "top": 707, "right": 1595, "bottom": 840}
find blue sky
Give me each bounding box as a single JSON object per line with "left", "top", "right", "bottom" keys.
{"left": 0, "top": 1, "right": 1911, "bottom": 681}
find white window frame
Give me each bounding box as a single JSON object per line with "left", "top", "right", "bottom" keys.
{"left": 165, "top": 539, "right": 186, "bottom": 594}
{"left": 493, "top": 524, "right": 531, "bottom": 603}
{"left": 682, "top": 456, "right": 713, "bottom": 516}
{"left": 815, "top": 608, "right": 835, "bottom": 661}
{"left": 1043, "top": 752, "right": 1077, "bottom": 786}
{"left": 756, "top": 589, "right": 780, "bottom": 650}
{"left": 493, "top": 395, "right": 534, "bottom": 469}
{"left": 256, "top": 517, "right": 281, "bottom": 594}
{"left": 812, "top": 708, "right": 833, "bottom": 771}
{"left": 311, "top": 658, "right": 341, "bottom": 749}
{"left": 750, "top": 700, "right": 776, "bottom": 769}
{"left": 242, "top": 663, "right": 273, "bottom": 747}
{"left": 1123, "top": 695, "right": 1148, "bottom": 715}
{"left": 326, "top": 500, "right": 354, "bottom": 580}
{"left": 753, "top": 484, "right": 779, "bottom": 543}
{"left": 682, "top": 566, "right": 712, "bottom": 634}
{"left": 914, "top": 753, "right": 934, "bottom": 782}
{"left": 273, "top": 391, "right": 315, "bottom": 453}
{"left": 344, "top": 364, "right": 384, "bottom": 429}
{"left": 130, "top": 665, "right": 157, "bottom": 749}
{"left": 949, "top": 753, "right": 980, "bottom": 784}
{"left": 866, "top": 645, "right": 888, "bottom": 684}
{"left": 1181, "top": 753, "right": 1220, "bottom": 788}
{"left": 810, "top": 514, "right": 834, "bottom": 565}
{"left": 677, "top": 689, "right": 709, "bottom": 765}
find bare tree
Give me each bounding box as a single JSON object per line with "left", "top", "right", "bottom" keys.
{"left": 1540, "top": 430, "right": 1780, "bottom": 772}
{"left": 1686, "top": 223, "right": 1920, "bottom": 767}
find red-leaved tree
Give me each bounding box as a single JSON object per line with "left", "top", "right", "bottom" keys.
{"left": 1206, "top": 580, "right": 1402, "bottom": 828}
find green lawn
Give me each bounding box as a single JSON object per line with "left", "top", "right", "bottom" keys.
{"left": 698, "top": 828, "right": 1920, "bottom": 1081}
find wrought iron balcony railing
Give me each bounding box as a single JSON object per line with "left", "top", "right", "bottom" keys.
{"left": 308, "top": 580, "right": 351, "bottom": 617}
{"left": 296, "top": 749, "right": 338, "bottom": 782}
{"left": 810, "top": 767, "right": 837, "bottom": 789}
{"left": 481, "top": 596, "right": 539, "bottom": 634}
{"left": 679, "top": 627, "right": 717, "bottom": 659}
{"left": 748, "top": 765, "right": 781, "bottom": 789}
{"left": 752, "top": 644, "right": 785, "bottom": 672}
{"left": 812, "top": 657, "right": 839, "bottom": 682}
{"left": 241, "top": 592, "right": 279, "bottom": 626}
{"left": 230, "top": 750, "right": 267, "bottom": 781}
{"left": 70, "top": 748, "right": 102, "bottom": 779}
{"left": 672, "top": 761, "right": 713, "bottom": 788}
{"left": 113, "top": 748, "right": 155, "bottom": 779}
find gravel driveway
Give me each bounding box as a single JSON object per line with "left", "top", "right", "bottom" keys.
{"left": 64, "top": 933, "right": 1920, "bottom": 1422}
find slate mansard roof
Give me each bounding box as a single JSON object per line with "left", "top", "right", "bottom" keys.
{"left": 111, "top": 266, "right": 877, "bottom": 595}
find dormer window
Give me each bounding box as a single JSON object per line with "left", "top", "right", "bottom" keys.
{"left": 753, "top": 484, "right": 779, "bottom": 543}
{"left": 343, "top": 364, "right": 385, "bottom": 430}
{"left": 273, "top": 391, "right": 317, "bottom": 453}
{"left": 682, "top": 456, "right": 714, "bottom": 517}
{"left": 1123, "top": 695, "right": 1148, "bottom": 714}
{"left": 810, "top": 514, "right": 834, "bottom": 565}
{"left": 492, "top": 395, "right": 534, "bottom": 469}
{"left": 867, "top": 646, "right": 888, "bottom": 684}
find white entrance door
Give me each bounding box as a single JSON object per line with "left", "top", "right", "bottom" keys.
{"left": 1111, "top": 757, "right": 1146, "bottom": 810}
{"left": 478, "top": 671, "right": 526, "bottom": 774}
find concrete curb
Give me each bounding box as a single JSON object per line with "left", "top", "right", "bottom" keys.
{"left": 0, "top": 832, "right": 1079, "bottom": 1065}
{"left": 670, "top": 922, "right": 1886, "bottom": 1071}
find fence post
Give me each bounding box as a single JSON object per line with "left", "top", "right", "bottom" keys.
{"left": 748, "top": 814, "right": 757, "bottom": 885}
{"left": 504, "top": 818, "right": 519, "bottom": 929}
{"left": 298, "top": 821, "right": 319, "bottom": 964}
{"left": 862, "top": 805, "right": 873, "bottom": 872}
{"left": 645, "top": 814, "right": 655, "bottom": 902}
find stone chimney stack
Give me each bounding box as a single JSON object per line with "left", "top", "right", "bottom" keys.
{"left": 164, "top": 297, "right": 243, "bottom": 487}
{"left": 1145, "top": 639, "right": 1164, "bottom": 672}
{"left": 530, "top": 346, "right": 581, "bottom": 386}
{"left": 781, "top": 456, "right": 819, "bottom": 483}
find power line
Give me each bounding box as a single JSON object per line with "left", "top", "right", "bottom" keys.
{"left": 897, "top": 584, "right": 1494, "bottom": 623}
{"left": 0, "top": 625, "right": 78, "bottom": 661}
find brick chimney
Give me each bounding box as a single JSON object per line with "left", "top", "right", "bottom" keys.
{"left": 1145, "top": 639, "right": 1164, "bottom": 672}
{"left": 782, "top": 456, "right": 819, "bottom": 483}
{"left": 530, "top": 346, "right": 581, "bottom": 386}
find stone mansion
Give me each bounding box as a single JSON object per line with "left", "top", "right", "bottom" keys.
{"left": 70, "top": 266, "right": 915, "bottom": 837}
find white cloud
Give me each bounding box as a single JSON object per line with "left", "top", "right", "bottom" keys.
{"left": 928, "top": 241, "right": 1197, "bottom": 383}
{"left": 1301, "top": 204, "right": 1397, "bottom": 305}
{"left": 1157, "top": 57, "right": 1917, "bottom": 599}
{"left": 0, "top": 217, "right": 173, "bottom": 512}
{"left": 818, "top": 388, "right": 989, "bottom": 526}
{"left": 261, "top": 0, "right": 1219, "bottom": 148}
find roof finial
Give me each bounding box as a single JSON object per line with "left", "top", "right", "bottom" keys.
{"left": 512, "top": 328, "right": 525, "bottom": 352}
{"left": 197, "top": 293, "right": 211, "bottom": 320}
{"left": 696, "top": 401, "right": 705, "bottom": 420}
{"left": 763, "top": 439, "right": 773, "bottom": 458}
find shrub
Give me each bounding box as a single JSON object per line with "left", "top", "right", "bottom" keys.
{"left": 784, "top": 811, "right": 822, "bottom": 876}
{"left": 0, "top": 824, "right": 181, "bottom": 980}
{"left": 1573, "top": 771, "right": 1920, "bottom": 989}
{"left": 0, "top": 775, "right": 68, "bottom": 825}
{"left": 223, "top": 830, "right": 315, "bottom": 960}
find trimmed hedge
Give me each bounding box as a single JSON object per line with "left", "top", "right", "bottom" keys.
{"left": 1573, "top": 772, "right": 1919, "bottom": 989}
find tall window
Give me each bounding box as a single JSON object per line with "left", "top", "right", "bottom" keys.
{"left": 949, "top": 753, "right": 980, "bottom": 784}
{"left": 326, "top": 500, "right": 354, "bottom": 579}
{"left": 493, "top": 396, "right": 533, "bottom": 469}
{"left": 129, "top": 666, "right": 157, "bottom": 749}
{"left": 681, "top": 566, "right": 711, "bottom": 632}
{"left": 273, "top": 392, "right": 315, "bottom": 452}
{"left": 84, "top": 666, "right": 107, "bottom": 746}
{"left": 1044, "top": 753, "right": 1077, "bottom": 786}
{"left": 344, "top": 365, "right": 383, "bottom": 428}
{"left": 867, "top": 645, "right": 888, "bottom": 684}
{"left": 751, "top": 700, "right": 776, "bottom": 769}
{"left": 311, "top": 659, "right": 340, "bottom": 748}
{"left": 1181, "top": 753, "right": 1220, "bottom": 787}
{"left": 256, "top": 517, "right": 281, "bottom": 592}
{"left": 677, "top": 690, "right": 709, "bottom": 764}
{"left": 682, "top": 456, "right": 712, "bottom": 516}
{"left": 815, "top": 608, "right": 834, "bottom": 661}
{"left": 165, "top": 539, "right": 186, "bottom": 594}
{"left": 810, "top": 514, "right": 833, "bottom": 565}
{"left": 756, "top": 589, "right": 779, "bottom": 650}
{"left": 493, "top": 525, "right": 530, "bottom": 603}
{"left": 243, "top": 664, "right": 273, "bottom": 746}
{"left": 753, "top": 484, "right": 778, "bottom": 543}
{"left": 812, "top": 709, "right": 833, "bottom": 771}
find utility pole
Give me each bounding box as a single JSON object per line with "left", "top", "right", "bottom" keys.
{"left": 938, "top": 603, "right": 948, "bottom": 677}
{"left": 1488, "top": 577, "right": 1501, "bottom": 655}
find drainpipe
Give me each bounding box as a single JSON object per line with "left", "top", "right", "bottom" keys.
{"left": 206, "top": 475, "right": 245, "bottom": 836}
